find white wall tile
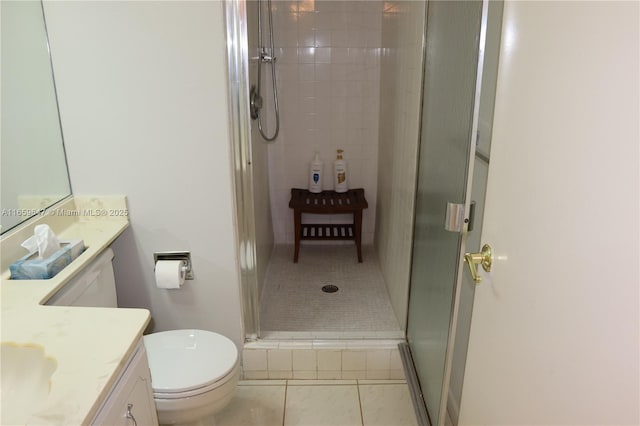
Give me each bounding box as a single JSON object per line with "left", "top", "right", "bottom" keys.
{"left": 315, "top": 64, "right": 331, "bottom": 81}
{"left": 268, "top": 370, "right": 293, "bottom": 379}
{"left": 341, "top": 370, "right": 367, "bottom": 380}
{"left": 317, "top": 349, "right": 341, "bottom": 371}
{"left": 315, "top": 30, "right": 331, "bottom": 47}
{"left": 374, "top": 0, "right": 425, "bottom": 330}
{"left": 298, "top": 63, "right": 315, "bottom": 81}
{"left": 278, "top": 29, "right": 299, "bottom": 48}
{"left": 293, "top": 370, "right": 318, "bottom": 379}
{"left": 245, "top": 346, "right": 400, "bottom": 380}
{"left": 268, "top": 349, "right": 293, "bottom": 371}
{"left": 298, "top": 46, "right": 315, "bottom": 64}
{"left": 243, "top": 370, "right": 269, "bottom": 380}
{"left": 315, "top": 47, "right": 331, "bottom": 64}
{"left": 331, "top": 30, "right": 349, "bottom": 47}
{"left": 298, "top": 29, "right": 315, "bottom": 48}
{"left": 297, "top": 12, "right": 314, "bottom": 30}
{"left": 366, "top": 350, "right": 391, "bottom": 371}
{"left": 342, "top": 350, "right": 366, "bottom": 371}
{"left": 279, "top": 47, "right": 299, "bottom": 64}
{"left": 293, "top": 350, "right": 317, "bottom": 371}
{"left": 267, "top": 0, "right": 382, "bottom": 244}
{"left": 243, "top": 349, "right": 268, "bottom": 371}
{"left": 365, "top": 370, "right": 391, "bottom": 380}
{"left": 317, "top": 370, "right": 342, "bottom": 380}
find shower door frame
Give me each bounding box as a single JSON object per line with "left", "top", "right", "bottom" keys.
{"left": 405, "top": 0, "right": 492, "bottom": 424}
{"left": 223, "top": 0, "right": 261, "bottom": 340}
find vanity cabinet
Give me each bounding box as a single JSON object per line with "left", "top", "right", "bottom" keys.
{"left": 44, "top": 248, "right": 158, "bottom": 425}
{"left": 91, "top": 340, "right": 159, "bottom": 426}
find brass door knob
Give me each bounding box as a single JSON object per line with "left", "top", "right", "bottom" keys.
{"left": 464, "top": 244, "right": 492, "bottom": 283}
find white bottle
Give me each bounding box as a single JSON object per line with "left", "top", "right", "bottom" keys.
{"left": 333, "top": 149, "right": 348, "bottom": 193}
{"left": 309, "top": 152, "right": 323, "bottom": 193}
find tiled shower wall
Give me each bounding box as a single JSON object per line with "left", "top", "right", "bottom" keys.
{"left": 248, "top": 0, "right": 425, "bottom": 332}
{"left": 375, "top": 1, "right": 425, "bottom": 330}
{"left": 265, "top": 0, "right": 383, "bottom": 244}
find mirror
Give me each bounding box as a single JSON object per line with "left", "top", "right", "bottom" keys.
{"left": 1, "top": 0, "right": 71, "bottom": 234}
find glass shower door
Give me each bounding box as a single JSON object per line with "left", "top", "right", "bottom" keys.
{"left": 406, "top": 1, "right": 486, "bottom": 424}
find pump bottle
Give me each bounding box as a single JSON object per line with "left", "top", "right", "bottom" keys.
{"left": 333, "top": 149, "right": 348, "bottom": 193}
{"left": 309, "top": 153, "right": 323, "bottom": 193}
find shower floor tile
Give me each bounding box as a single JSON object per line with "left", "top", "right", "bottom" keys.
{"left": 259, "top": 245, "right": 402, "bottom": 337}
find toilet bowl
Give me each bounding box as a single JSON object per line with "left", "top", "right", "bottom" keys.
{"left": 47, "top": 249, "right": 240, "bottom": 425}
{"left": 143, "top": 329, "right": 240, "bottom": 425}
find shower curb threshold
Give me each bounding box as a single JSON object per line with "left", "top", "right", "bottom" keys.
{"left": 244, "top": 338, "right": 405, "bottom": 350}
{"left": 241, "top": 338, "right": 407, "bottom": 381}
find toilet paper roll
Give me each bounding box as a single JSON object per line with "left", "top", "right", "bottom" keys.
{"left": 155, "top": 260, "right": 186, "bottom": 289}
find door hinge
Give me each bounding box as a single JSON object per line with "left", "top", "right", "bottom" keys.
{"left": 467, "top": 200, "right": 476, "bottom": 232}
{"left": 445, "top": 201, "right": 476, "bottom": 233}
{"left": 445, "top": 202, "right": 465, "bottom": 233}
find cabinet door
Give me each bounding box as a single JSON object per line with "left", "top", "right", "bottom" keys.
{"left": 92, "top": 341, "right": 158, "bottom": 425}
{"left": 45, "top": 248, "right": 118, "bottom": 308}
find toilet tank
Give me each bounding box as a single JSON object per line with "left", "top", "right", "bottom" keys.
{"left": 46, "top": 248, "right": 118, "bottom": 308}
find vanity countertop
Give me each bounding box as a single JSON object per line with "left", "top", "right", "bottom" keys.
{"left": 1, "top": 196, "right": 150, "bottom": 425}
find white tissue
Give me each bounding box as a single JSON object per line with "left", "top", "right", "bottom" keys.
{"left": 21, "top": 224, "right": 61, "bottom": 259}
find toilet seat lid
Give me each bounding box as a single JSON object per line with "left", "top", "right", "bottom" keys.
{"left": 143, "top": 329, "right": 238, "bottom": 394}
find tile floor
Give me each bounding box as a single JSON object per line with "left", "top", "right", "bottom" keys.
{"left": 216, "top": 379, "right": 418, "bottom": 426}
{"left": 260, "top": 245, "right": 401, "bottom": 338}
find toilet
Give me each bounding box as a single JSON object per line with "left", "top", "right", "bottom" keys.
{"left": 143, "top": 329, "right": 240, "bottom": 425}
{"left": 48, "top": 248, "right": 240, "bottom": 425}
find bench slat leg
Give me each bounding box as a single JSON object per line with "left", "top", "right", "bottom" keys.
{"left": 294, "top": 209, "right": 301, "bottom": 262}
{"left": 354, "top": 209, "right": 363, "bottom": 262}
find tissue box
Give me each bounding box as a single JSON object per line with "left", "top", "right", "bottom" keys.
{"left": 10, "top": 240, "right": 85, "bottom": 280}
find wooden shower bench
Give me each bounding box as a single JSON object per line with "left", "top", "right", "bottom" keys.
{"left": 289, "top": 188, "right": 368, "bottom": 263}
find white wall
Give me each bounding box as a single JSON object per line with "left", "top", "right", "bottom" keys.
{"left": 43, "top": 1, "right": 244, "bottom": 347}
{"left": 266, "top": 0, "right": 382, "bottom": 245}
{"left": 375, "top": 1, "right": 425, "bottom": 330}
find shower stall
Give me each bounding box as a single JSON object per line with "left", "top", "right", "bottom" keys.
{"left": 224, "top": 0, "right": 502, "bottom": 424}
{"left": 243, "top": 0, "right": 423, "bottom": 340}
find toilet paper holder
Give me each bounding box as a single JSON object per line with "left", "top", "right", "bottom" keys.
{"left": 154, "top": 251, "right": 194, "bottom": 280}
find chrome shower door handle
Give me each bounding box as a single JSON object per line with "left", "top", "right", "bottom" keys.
{"left": 464, "top": 244, "right": 492, "bottom": 283}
